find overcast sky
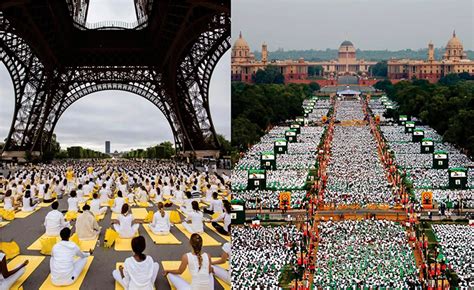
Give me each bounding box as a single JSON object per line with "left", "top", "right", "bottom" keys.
{"left": 0, "top": 0, "right": 230, "bottom": 152}
{"left": 233, "top": 0, "right": 473, "bottom": 51}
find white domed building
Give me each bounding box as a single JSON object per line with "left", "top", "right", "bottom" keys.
{"left": 388, "top": 31, "right": 474, "bottom": 82}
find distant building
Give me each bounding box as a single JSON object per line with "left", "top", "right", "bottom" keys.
{"left": 388, "top": 31, "right": 474, "bottom": 82}
{"left": 105, "top": 141, "right": 111, "bottom": 154}
{"left": 231, "top": 32, "right": 376, "bottom": 83}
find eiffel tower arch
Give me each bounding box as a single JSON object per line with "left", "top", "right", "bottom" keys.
{"left": 0, "top": 0, "right": 230, "bottom": 160}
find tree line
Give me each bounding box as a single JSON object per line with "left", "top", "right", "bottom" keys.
{"left": 232, "top": 67, "right": 319, "bottom": 149}
{"left": 374, "top": 73, "right": 474, "bottom": 157}
{"left": 252, "top": 48, "right": 474, "bottom": 62}
{"left": 123, "top": 141, "right": 175, "bottom": 159}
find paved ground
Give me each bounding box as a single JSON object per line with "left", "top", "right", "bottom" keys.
{"left": 1, "top": 197, "right": 227, "bottom": 289}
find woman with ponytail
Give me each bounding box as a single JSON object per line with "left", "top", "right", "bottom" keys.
{"left": 164, "top": 233, "right": 214, "bottom": 290}
{"left": 182, "top": 201, "right": 204, "bottom": 234}
{"left": 113, "top": 235, "right": 159, "bottom": 289}
{"left": 149, "top": 202, "right": 171, "bottom": 235}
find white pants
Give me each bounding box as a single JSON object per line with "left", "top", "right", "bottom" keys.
{"left": 0, "top": 266, "right": 25, "bottom": 290}
{"left": 52, "top": 257, "right": 88, "bottom": 286}
{"left": 113, "top": 224, "right": 139, "bottom": 238}
{"left": 168, "top": 273, "right": 215, "bottom": 290}
{"left": 212, "top": 265, "right": 230, "bottom": 284}
{"left": 149, "top": 225, "right": 170, "bottom": 235}
{"left": 112, "top": 262, "right": 159, "bottom": 289}
{"left": 181, "top": 223, "right": 203, "bottom": 235}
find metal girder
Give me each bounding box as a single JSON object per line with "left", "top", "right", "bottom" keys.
{"left": 0, "top": 1, "right": 230, "bottom": 158}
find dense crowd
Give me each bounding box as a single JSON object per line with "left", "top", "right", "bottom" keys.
{"left": 432, "top": 224, "right": 474, "bottom": 288}
{"left": 325, "top": 101, "right": 392, "bottom": 205}
{"left": 231, "top": 225, "right": 302, "bottom": 289}
{"left": 415, "top": 189, "right": 474, "bottom": 208}
{"left": 232, "top": 190, "right": 307, "bottom": 209}
{"left": 313, "top": 219, "right": 420, "bottom": 288}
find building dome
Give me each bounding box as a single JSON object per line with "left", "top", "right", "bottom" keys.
{"left": 443, "top": 31, "right": 466, "bottom": 61}
{"left": 233, "top": 31, "right": 250, "bottom": 50}
{"left": 340, "top": 40, "right": 354, "bottom": 47}
{"left": 446, "top": 31, "right": 463, "bottom": 49}
{"left": 231, "top": 32, "right": 253, "bottom": 63}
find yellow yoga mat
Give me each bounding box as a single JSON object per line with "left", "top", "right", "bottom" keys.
{"left": 96, "top": 213, "right": 106, "bottom": 221}
{"left": 205, "top": 222, "right": 230, "bottom": 242}
{"left": 0, "top": 221, "right": 9, "bottom": 228}
{"left": 38, "top": 202, "right": 52, "bottom": 208}
{"left": 79, "top": 236, "right": 99, "bottom": 252}
{"left": 111, "top": 208, "right": 148, "bottom": 220}
{"left": 175, "top": 224, "right": 221, "bottom": 246}
{"left": 143, "top": 224, "right": 182, "bottom": 245}
{"left": 162, "top": 260, "right": 229, "bottom": 290}
{"left": 27, "top": 234, "right": 60, "bottom": 251}
{"left": 39, "top": 256, "right": 94, "bottom": 290}
{"left": 15, "top": 209, "right": 39, "bottom": 219}
{"left": 8, "top": 255, "right": 45, "bottom": 290}
{"left": 114, "top": 228, "right": 140, "bottom": 251}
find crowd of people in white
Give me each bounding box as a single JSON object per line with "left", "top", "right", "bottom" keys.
{"left": 432, "top": 224, "right": 474, "bottom": 288}
{"left": 325, "top": 100, "right": 392, "bottom": 205}
{"left": 313, "top": 219, "right": 420, "bottom": 288}
{"left": 231, "top": 225, "right": 302, "bottom": 289}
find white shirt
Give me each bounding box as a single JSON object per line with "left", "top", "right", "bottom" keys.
{"left": 90, "top": 199, "right": 102, "bottom": 215}
{"left": 122, "top": 255, "right": 156, "bottom": 290}
{"left": 67, "top": 197, "right": 79, "bottom": 212}
{"left": 116, "top": 214, "right": 136, "bottom": 238}
{"left": 186, "top": 211, "right": 204, "bottom": 233}
{"left": 112, "top": 197, "right": 125, "bottom": 213}
{"left": 44, "top": 210, "right": 69, "bottom": 236}
{"left": 209, "top": 199, "right": 224, "bottom": 214}
{"left": 150, "top": 211, "right": 170, "bottom": 232}
{"left": 187, "top": 252, "right": 211, "bottom": 290}
{"left": 22, "top": 196, "right": 36, "bottom": 212}
{"left": 50, "top": 241, "right": 88, "bottom": 285}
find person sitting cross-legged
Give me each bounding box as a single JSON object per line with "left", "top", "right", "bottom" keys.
{"left": 49, "top": 227, "right": 92, "bottom": 286}
{"left": 112, "top": 236, "right": 159, "bottom": 290}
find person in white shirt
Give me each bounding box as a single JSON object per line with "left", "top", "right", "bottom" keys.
{"left": 90, "top": 193, "right": 107, "bottom": 216}
{"left": 211, "top": 242, "right": 230, "bottom": 284}
{"left": 209, "top": 200, "right": 231, "bottom": 236}
{"left": 75, "top": 205, "right": 101, "bottom": 241}
{"left": 182, "top": 201, "right": 204, "bottom": 234}
{"left": 164, "top": 233, "right": 214, "bottom": 290}
{"left": 21, "top": 190, "right": 38, "bottom": 212}
{"left": 44, "top": 201, "right": 70, "bottom": 236}
{"left": 76, "top": 184, "right": 85, "bottom": 202}
{"left": 99, "top": 184, "right": 110, "bottom": 203}
{"left": 67, "top": 191, "right": 79, "bottom": 212}
{"left": 149, "top": 202, "right": 171, "bottom": 235}
{"left": 203, "top": 192, "right": 223, "bottom": 215}
{"left": 49, "top": 228, "right": 91, "bottom": 286}
{"left": 0, "top": 251, "right": 28, "bottom": 290}
{"left": 171, "top": 185, "right": 183, "bottom": 203}
{"left": 3, "top": 190, "right": 16, "bottom": 211}
{"left": 38, "top": 181, "right": 46, "bottom": 198}
{"left": 112, "top": 236, "right": 159, "bottom": 290}
{"left": 43, "top": 183, "right": 55, "bottom": 203}
{"left": 112, "top": 204, "right": 140, "bottom": 238}
{"left": 111, "top": 191, "right": 126, "bottom": 214}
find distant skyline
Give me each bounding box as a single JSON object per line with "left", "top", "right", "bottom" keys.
{"left": 232, "top": 0, "right": 473, "bottom": 51}
{"left": 0, "top": 0, "right": 230, "bottom": 152}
